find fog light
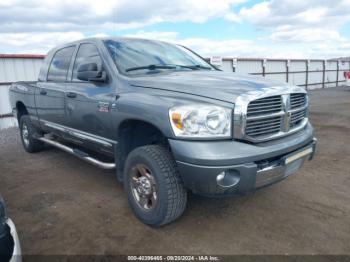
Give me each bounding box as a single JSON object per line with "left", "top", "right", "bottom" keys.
{"left": 216, "top": 170, "right": 240, "bottom": 188}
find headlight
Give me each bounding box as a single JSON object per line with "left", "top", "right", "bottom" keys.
{"left": 169, "top": 104, "right": 232, "bottom": 138}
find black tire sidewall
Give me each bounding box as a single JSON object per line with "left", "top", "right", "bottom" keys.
{"left": 124, "top": 148, "right": 172, "bottom": 226}
{"left": 19, "top": 115, "right": 42, "bottom": 153}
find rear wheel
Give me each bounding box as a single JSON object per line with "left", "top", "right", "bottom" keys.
{"left": 124, "top": 145, "right": 187, "bottom": 227}
{"left": 19, "top": 115, "right": 44, "bottom": 153}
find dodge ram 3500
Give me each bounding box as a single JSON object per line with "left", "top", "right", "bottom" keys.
{"left": 9, "top": 37, "right": 317, "bottom": 226}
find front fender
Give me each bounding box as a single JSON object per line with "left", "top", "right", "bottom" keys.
{"left": 111, "top": 92, "right": 175, "bottom": 139}
{"left": 110, "top": 87, "right": 234, "bottom": 141}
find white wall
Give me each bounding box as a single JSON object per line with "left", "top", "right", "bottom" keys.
{"left": 0, "top": 57, "right": 43, "bottom": 129}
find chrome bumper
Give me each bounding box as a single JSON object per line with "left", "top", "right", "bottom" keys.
{"left": 7, "top": 219, "right": 21, "bottom": 262}
{"left": 255, "top": 138, "right": 317, "bottom": 188}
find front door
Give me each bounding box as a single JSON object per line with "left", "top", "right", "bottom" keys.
{"left": 64, "top": 43, "right": 115, "bottom": 152}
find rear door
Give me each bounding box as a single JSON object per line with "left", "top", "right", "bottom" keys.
{"left": 64, "top": 42, "right": 115, "bottom": 151}
{"left": 36, "top": 46, "right": 76, "bottom": 129}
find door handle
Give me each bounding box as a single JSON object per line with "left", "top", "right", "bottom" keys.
{"left": 66, "top": 92, "right": 77, "bottom": 98}
{"left": 40, "top": 90, "right": 47, "bottom": 95}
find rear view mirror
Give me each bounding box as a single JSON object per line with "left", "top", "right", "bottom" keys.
{"left": 77, "top": 62, "right": 106, "bottom": 82}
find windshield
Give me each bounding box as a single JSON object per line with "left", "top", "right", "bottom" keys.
{"left": 104, "top": 39, "right": 215, "bottom": 75}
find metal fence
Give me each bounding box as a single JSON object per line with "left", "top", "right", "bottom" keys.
{"left": 1, "top": 55, "right": 350, "bottom": 129}
{"left": 216, "top": 58, "right": 350, "bottom": 89}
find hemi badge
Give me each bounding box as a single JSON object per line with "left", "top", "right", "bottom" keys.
{"left": 98, "top": 102, "right": 110, "bottom": 113}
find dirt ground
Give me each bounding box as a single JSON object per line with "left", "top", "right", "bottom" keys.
{"left": 0, "top": 87, "right": 350, "bottom": 255}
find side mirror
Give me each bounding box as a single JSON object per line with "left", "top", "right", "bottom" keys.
{"left": 77, "top": 62, "right": 106, "bottom": 82}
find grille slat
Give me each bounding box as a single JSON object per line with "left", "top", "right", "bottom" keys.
{"left": 246, "top": 124, "right": 281, "bottom": 133}
{"left": 246, "top": 121, "right": 281, "bottom": 130}
{"left": 248, "top": 101, "right": 281, "bottom": 107}
{"left": 291, "top": 115, "right": 304, "bottom": 121}
{"left": 291, "top": 109, "right": 306, "bottom": 124}
{"left": 291, "top": 98, "right": 304, "bottom": 103}
{"left": 290, "top": 93, "right": 307, "bottom": 109}
{"left": 246, "top": 128, "right": 281, "bottom": 137}
{"left": 248, "top": 104, "right": 283, "bottom": 110}
{"left": 248, "top": 108, "right": 282, "bottom": 116}
{"left": 291, "top": 101, "right": 305, "bottom": 107}
{"left": 292, "top": 111, "right": 304, "bottom": 117}
{"left": 249, "top": 97, "right": 281, "bottom": 103}
{"left": 244, "top": 93, "right": 307, "bottom": 140}
{"left": 246, "top": 118, "right": 282, "bottom": 128}
{"left": 247, "top": 111, "right": 284, "bottom": 121}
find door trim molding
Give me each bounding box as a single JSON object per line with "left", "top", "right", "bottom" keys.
{"left": 40, "top": 120, "right": 117, "bottom": 147}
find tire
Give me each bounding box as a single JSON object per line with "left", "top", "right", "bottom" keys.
{"left": 19, "top": 115, "right": 44, "bottom": 153}
{"left": 123, "top": 145, "right": 187, "bottom": 227}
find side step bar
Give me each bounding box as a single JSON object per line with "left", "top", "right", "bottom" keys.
{"left": 38, "top": 137, "right": 116, "bottom": 170}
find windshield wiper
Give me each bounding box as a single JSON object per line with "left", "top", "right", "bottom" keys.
{"left": 186, "top": 65, "right": 212, "bottom": 70}
{"left": 125, "top": 64, "right": 176, "bottom": 72}
{"left": 162, "top": 64, "right": 212, "bottom": 70}
{"left": 125, "top": 64, "right": 212, "bottom": 72}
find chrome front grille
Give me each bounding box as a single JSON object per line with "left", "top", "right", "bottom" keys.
{"left": 239, "top": 92, "right": 308, "bottom": 142}
{"left": 290, "top": 93, "right": 307, "bottom": 109}
{"left": 247, "top": 95, "right": 282, "bottom": 117}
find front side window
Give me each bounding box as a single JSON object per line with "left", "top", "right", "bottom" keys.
{"left": 72, "top": 43, "right": 103, "bottom": 81}
{"left": 104, "top": 39, "right": 214, "bottom": 75}
{"left": 47, "top": 46, "right": 75, "bottom": 82}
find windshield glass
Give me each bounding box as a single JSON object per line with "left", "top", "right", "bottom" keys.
{"left": 104, "top": 39, "right": 215, "bottom": 74}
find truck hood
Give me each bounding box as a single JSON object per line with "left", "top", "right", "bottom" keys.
{"left": 127, "top": 70, "right": 295, "bottom": 103}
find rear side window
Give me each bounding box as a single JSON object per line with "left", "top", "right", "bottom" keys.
{"left": 72, "top": 43, "right": 103, "bottom": 81}
{"left": 47, "top": 46, "right": 75, "bottom": 82}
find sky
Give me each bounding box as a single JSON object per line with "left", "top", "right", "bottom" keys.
{"left": 0, "top": 0, "right": 349, "bottom": 59}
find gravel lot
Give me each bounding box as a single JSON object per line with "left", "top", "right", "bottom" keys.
{"left": 0, "top": 87, "right": 350, "bottom": 255}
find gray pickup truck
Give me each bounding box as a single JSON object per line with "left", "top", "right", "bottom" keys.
{"left": 9, "top": 37, "right": 317, "bottom": 226}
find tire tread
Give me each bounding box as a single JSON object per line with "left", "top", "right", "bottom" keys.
{"left": 125, "top": 145, "right": 187, "bottom": 226}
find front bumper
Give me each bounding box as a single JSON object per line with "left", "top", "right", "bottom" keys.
{"left": 169, "top": 123, "right": 317, "bottom": 196}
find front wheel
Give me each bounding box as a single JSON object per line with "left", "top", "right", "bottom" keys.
{"left": 123, "top": 145, "right": 187, "bottom": 227}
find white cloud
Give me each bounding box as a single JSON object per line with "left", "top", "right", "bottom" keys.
{"left": 269, "top": 28, "right": 342, "bottom": 42}
{"left": 0, "top": 0, "right": 349, "bottom": 59}
{"left": 232, "top": 0, "right": 350, "bottom": 58}
{"left": 125, "top": 30, "right": 350, "bottom": 59}
{"left": 1, "top": 28, "right": 349, "bottom": 59}
{"left": 126, "top": 30, "right": 259, "bottom": 56}
{"left": 0, "top": 32, "right": 84, "bottom": 53}
{"left": 224, "top": 13, "right": 242, "bottom": 23}
{"left": 239, "top": 0, "right": 350, "bottom": 43}
{"left": 125, "top": 31, "right": 180, "bottom": 42}
{"left": 0, "top": 0, "right": 246, "bottom": 33}
{"left": 239, "top": 1, "right": 271, "bottom": 24}
{"left": 0, "top": 0, "right": 246, "bottom": 53}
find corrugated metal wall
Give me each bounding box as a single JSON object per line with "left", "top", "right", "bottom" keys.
{"left": 1, "top": 55, "right": 350, "bottom": 130}
{"left": 0, "top": 56, "right": 43, "bottom": 129}
{"left": 0, "top": 57, "right": 42, "bottom": 83}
